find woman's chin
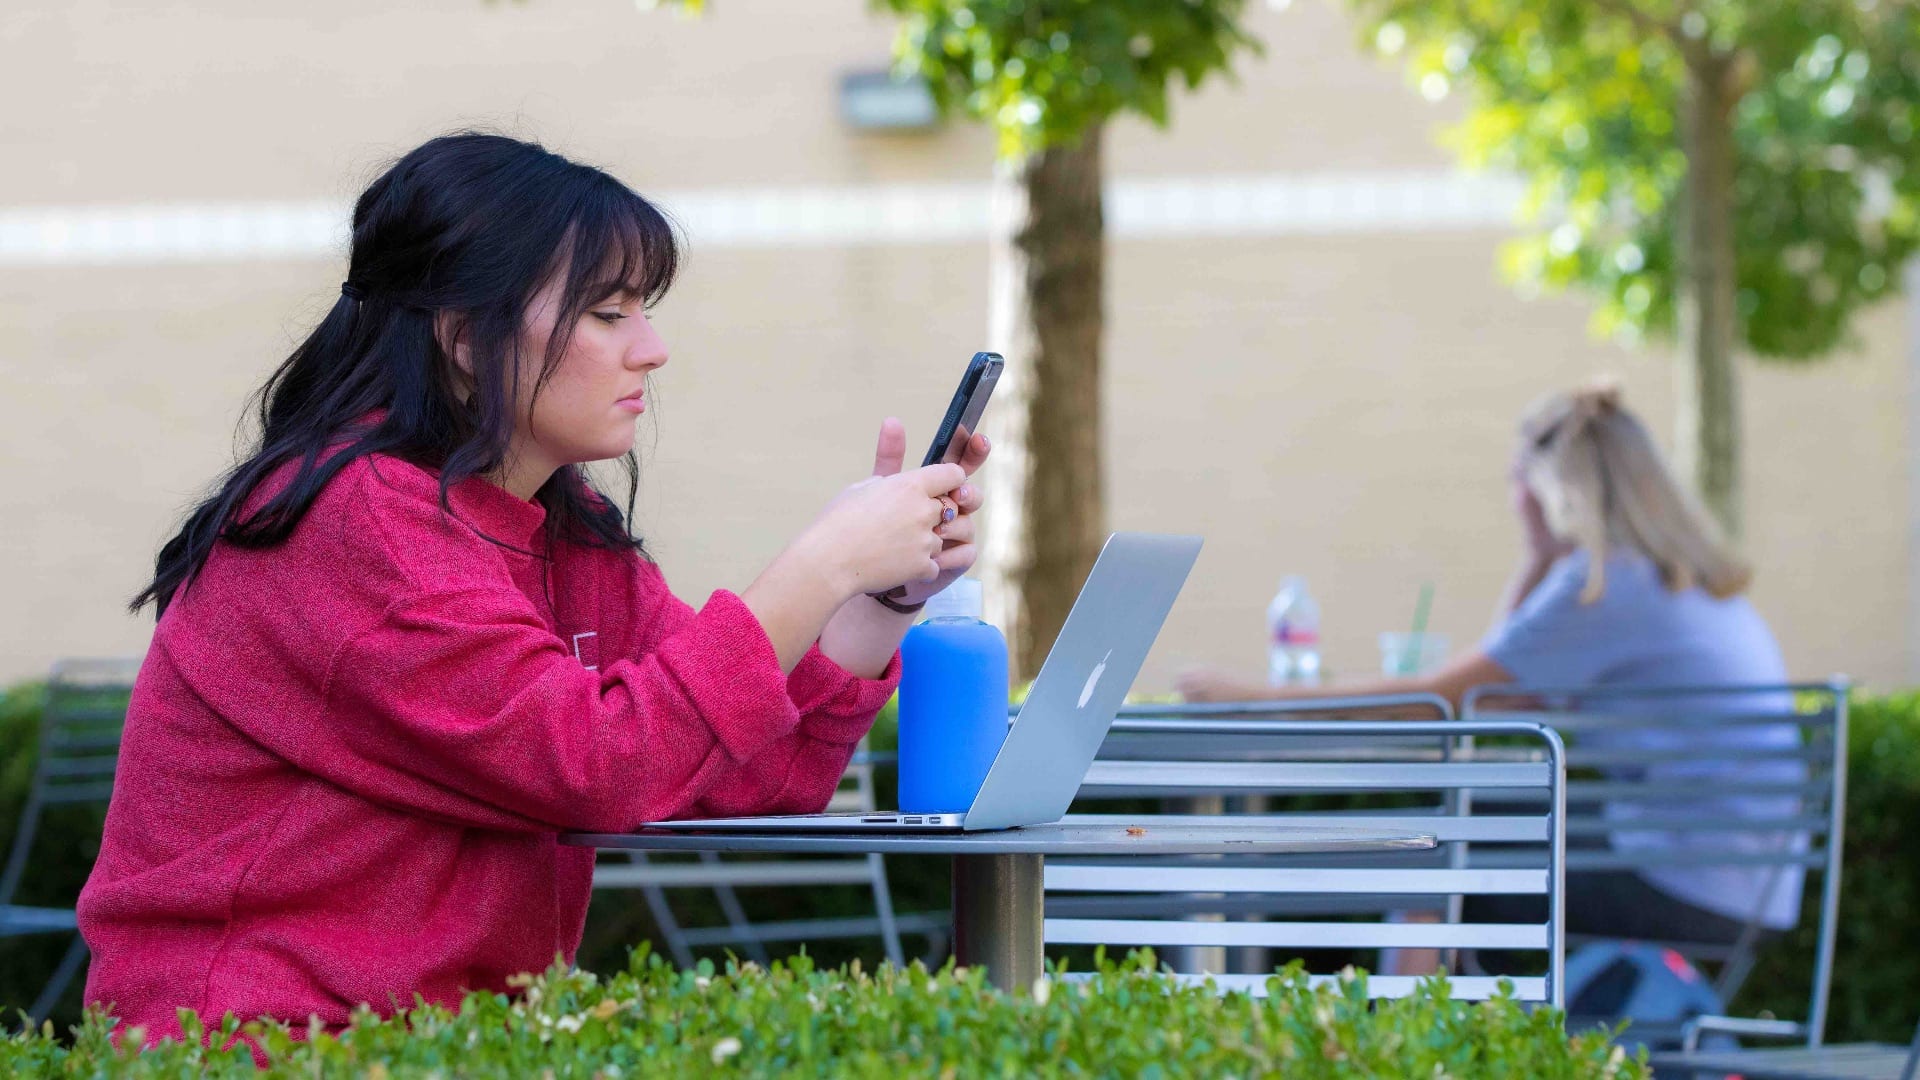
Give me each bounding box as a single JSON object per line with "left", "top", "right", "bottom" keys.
{"left": 558, "top": 436, "right": 638, "bottom": 467}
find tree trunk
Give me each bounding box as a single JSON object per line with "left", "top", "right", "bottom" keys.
{"left": 980, "top": 126, "right": 1106, "bottom": 680}
{"left": 1675, "top": 57, "right": 1743, "bottom": 538}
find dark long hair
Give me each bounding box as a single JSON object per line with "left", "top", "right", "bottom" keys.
{"left": 134, "top": 132, "right": 679, "bottom": 615}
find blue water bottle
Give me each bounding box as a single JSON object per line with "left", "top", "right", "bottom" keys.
{"left": 898, "top": 577, "right": 1008, "bottom": 813}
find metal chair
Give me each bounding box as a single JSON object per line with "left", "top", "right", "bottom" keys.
{"left": 1050, "top": 701, "right": 1568, "bottom": 1006}
{"left": 1651, "top": 1017, "right": 1919, "bottom": 1080}
{"left": 1070, "top": 694, "right": 1472, "bottom": 973}
{"left": 591, "top": 747, "right": 943, "bottom": 968}
{"left": 1, "top": 658, "right": 136, "bottom": 1026}
{"left": 1464, "top": 681, "right": 1848, "bottom": 1046}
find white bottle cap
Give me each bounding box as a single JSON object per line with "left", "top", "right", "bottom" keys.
{"left": 922, "top": 576, "right": 983, "bottom": 621}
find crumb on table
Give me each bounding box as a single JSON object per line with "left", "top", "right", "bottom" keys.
{"left": 1125, "top": 826, "right": 1147, "bottom": 836}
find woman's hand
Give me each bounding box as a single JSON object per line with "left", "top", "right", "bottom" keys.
{"left": 1510, "top": 461, "right": 1572, "bottom": 565}
{"left": 808, "top": 420, "right": 987, "bottom": 678}
{"left": 794, "top": 421, "right": 969, "bottom": 600}
{"left": 885, "top": 422, "right": 989, "bottom": 606}
{"left": 1174, "top": 666, "right": 1273, "bottom": 703}
{"left": 743, "top": 420, "right": 971, "bottom": 674}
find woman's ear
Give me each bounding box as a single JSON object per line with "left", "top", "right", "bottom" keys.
{"left": 434, "top": 311, "right": 475, "bottom": 394}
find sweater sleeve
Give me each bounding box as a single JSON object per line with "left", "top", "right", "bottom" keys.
{"left": 787, "top": 645, "right": 900, "bottom": 745}
{"left": 288, "top": 584, "right": 836, "bottom": 833}
{"left": 621, "top": 566, "right": 897, "bottom": 750}
{"left": 671, "top": 645, "right": 901, "bottom": 818}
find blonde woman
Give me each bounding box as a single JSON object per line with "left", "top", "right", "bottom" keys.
{"left": 1178, "top": 380, "right": 1803, "bottom": 951}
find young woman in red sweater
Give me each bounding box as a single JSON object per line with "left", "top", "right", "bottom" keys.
{"left": 78, "top": 132, "right": 986, "bottom": 1044}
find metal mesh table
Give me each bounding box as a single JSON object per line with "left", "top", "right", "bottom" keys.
{"left": 565, "top": 821, "right": 1436, "bottom": 991}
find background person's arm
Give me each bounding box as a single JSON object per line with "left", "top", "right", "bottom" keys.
{"left": 1173, "top": 650, "right": 1515, "bottom": 715}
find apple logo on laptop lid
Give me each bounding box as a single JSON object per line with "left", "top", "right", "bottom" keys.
{"left": 1078, "top": 651, "right": 1112, "bottom": 710}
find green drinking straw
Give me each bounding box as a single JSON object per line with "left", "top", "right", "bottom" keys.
{"left": 1400, "top": 582, "right": 1434, "bottom": 675}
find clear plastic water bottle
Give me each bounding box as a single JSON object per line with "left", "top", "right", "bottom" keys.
{"left": 1266, "top": 576, "right": 1322, "bottom": 686}
{"left": 898, "top": 577, "right": 1009, "bottom": 813}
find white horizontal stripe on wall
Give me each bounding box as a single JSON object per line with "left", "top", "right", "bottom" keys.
{"left": 1111, "top": 171, "right": 1525, "bottom": 237}
{"left": 0, "top": 202, "right": 347, "bottom": 265}
{"left": 0, "top": 170, "right": 1527, "bottom": 266}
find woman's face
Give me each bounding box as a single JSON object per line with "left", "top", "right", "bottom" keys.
{"left": 506, "top": 272, "right": 668, "bottom": 485}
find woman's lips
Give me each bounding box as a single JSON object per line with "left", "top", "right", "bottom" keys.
{"left": 616, "top": 393, "right": 645, "bottom": 414}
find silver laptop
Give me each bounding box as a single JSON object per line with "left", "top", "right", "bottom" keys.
{"left": 645, "top": 531, "right": 1202, "bottom": 833}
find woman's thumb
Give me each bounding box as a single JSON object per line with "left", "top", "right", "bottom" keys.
{"left": 871, "top": 417, "right": 908, "bottom": 477}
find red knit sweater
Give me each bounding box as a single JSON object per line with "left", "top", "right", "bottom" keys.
{"left": 78, "top": 454, "right": 897, "bottom": 1044}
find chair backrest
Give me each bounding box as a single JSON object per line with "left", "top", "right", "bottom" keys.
{"left": 1052, "top": 698, "right": 1568, "bottom": 1008}
{"left": 1463, "top": 680, "right": 1847, "bottom": 1045}
{"left": 0, "top": 658, "right": 136, "bottom": 907}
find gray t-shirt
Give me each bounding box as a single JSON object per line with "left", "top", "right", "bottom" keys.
{"left": 1482, "top": 548, "right": 1805, "bottom": 929}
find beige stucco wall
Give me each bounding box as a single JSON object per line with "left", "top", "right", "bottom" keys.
{"left": 0, "top": 0, "right": 1907, "bottom": 689}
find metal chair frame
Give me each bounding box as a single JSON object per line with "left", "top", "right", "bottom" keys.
{"left": 1464, "top": 680, "right": 1848, "bottom": 1047}
{"left": 1053, "top": 698, "right": 1568, "bottom": 1008}
{"left": 1, "top": 658, "right": 135, "bottom": 1027}
{"left": 1650, "top": 1017, "right": 1919, "bottom": 1080}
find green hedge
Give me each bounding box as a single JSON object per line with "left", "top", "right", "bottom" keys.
{"left": 1738, "top": 690, "right": 1920, "bottom": 1041}
{"left": 1, "top": 950, "right": 1641, "bottom": 1078}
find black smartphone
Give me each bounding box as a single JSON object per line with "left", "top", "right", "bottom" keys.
{"left": 923, "top": 351, "right": 1004, "bottom": 468}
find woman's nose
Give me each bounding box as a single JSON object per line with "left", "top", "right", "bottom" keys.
{"left": 628, "top": 317, "right": 669, "bottom": 371}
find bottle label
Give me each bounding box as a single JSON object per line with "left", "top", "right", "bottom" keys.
{"left": 1272, "top": 625, "right": 1320, "bottom": 646}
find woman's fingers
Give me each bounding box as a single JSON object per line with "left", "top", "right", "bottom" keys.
{"left": 936, "top": 511, "right": 975, "bottom": 545}
{"left": 956, "top": 431, "right": 991, "bottom": 476}
{"left": 949, "top": 483, "right": 983, "bottom": 515}
{"left": 934, "top": 541, "right": 977, "bottom": 574}
{"left": 910, "top": 462, "right": 967, "bottom": 497}
{"left": 835, "top": 453, "right": 983, "bottom": 594}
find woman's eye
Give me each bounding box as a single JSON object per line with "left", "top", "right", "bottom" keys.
{"left": 591, "top": 311, "right": 628, "bottom": 325}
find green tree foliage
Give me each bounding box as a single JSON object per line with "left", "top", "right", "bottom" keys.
{"left": 1350, "top": 0, "right": 1920, "bottom": 358}
{"left": 1348, "top": 0, "right": 1920, "bottom": 535}
{"left": 874, "top": 0, "right": 1263, "bottom": 156}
